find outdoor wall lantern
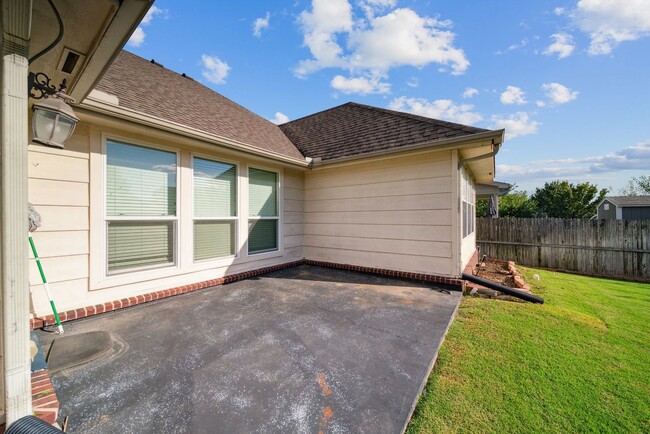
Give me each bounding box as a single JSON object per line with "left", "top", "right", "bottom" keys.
{"left": 29, "top": 73, "right": 79, "bottom": 149}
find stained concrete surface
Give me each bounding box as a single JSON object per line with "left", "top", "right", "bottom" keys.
{"left": 37, "top": 265, "right": 461, "bottom": 434}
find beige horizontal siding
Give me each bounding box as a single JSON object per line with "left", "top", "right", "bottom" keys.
{"left": 29, "top": 255, "right": 88, "bottom": 285}
{"left": 304, "top": 210, "right": 452, "bottom": 226}
{"left": 304, "top": 150, "right": 454, "bottom": 276}
{"left": 29, "top": 150, "right": 89, "bottom": 182}
{"left": 29, "top": 178, "right": 89, "bottom": 206}
{"left": 304, "top": 193, "right": 452, "bottom": 212}
{"left": 304, "top": 224, "right": 452, "bottom": 242}
{"left": 29, "top": 231, "right": 88, "bottom": 258}
{"left": 34, "top": 206, "right": 89, "bottom": 231}
{"left": 305, "top": 246, "right": 451, "bottom": 275}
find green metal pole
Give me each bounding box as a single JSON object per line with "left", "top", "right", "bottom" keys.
{"left": 28, "top": 234, "right": 64, "bottom": 333}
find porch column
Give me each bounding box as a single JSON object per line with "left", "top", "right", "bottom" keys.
{"left": 1, "top": 0, "right": 33, "bottom": 425}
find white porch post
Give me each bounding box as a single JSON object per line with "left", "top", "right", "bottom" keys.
{"left": 1, "top": 0, "right": 33, "bottom": 425}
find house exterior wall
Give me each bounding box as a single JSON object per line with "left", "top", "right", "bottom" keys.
{"left": 622, "top": 206, "right": 650, "bottom": 219}
{"left": 597, "top": 200, "right": 617, "bottom": 219}
{"left": 28, "top": 120, "right": 304, "bottom": 317}
{"left": 303, "top": 150, "right": 454, "bottom": 276}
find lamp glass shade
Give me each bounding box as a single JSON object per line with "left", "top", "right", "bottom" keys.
{"left": 31, "top": 98, "right": 79, "bottom": 149}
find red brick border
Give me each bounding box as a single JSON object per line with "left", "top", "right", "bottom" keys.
{"left": 304, "top": 259, "right": 464, "bottom": 288}
{"left": 31, "top": 260, "right": 304, "bottom": 329}
{"left": 30, "top": 259, "right": 463, "bottom": 331}
{"left": 31, "top": 370, "right": 59, "bottom": 426}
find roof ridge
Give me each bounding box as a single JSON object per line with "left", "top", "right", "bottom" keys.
{"left": 348, "top": 102, "right": 488, "bottom": 133}
{"left": 281, "top": 102, "right": 357, "bottom": 125}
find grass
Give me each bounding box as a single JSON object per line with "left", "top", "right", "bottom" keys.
{"left": 407, "top": 268, "right": 650, "bottom": 434}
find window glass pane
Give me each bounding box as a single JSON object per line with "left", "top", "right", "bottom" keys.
{"left": 248, "top": 220, "right": 278, "bottom": 253}
{"left": 194, "top": 221, "right": 235, "bottom": 261}
{"left": 249, "top": 168, "right": 277, "bottom": 217}
{"left": 108, "top": 221, "right": 174, "bottom": 273}
{"left": 107, "top": 141, "right": 176, "bottom": 216}
{"left": 194, "top": 158, "right": 236, "bottom": 217}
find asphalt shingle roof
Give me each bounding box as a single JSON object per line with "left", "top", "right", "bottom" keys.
{"left": 279, "top": 102, "right": 492, "bottom": 161}
{"left": 95, "top": 52, "right": 496, "bottom": 164}
{"left": 605, "top": 196, "right": 650, "bottom": 207}
{"left": 94, "top": 51, "right": 305, "bottom": 161}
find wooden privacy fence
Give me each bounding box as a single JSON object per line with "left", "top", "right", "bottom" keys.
{"left": 477, "top": 218, "right": 650, "bottom": 282}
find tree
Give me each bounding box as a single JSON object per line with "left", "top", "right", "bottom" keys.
{"left": 531, "top": 180, "right": 607, "bottom": 218}
{"left": 499, "top": 191, "right": 538, "bottom": 217}
{"left": 619, "top": 176, "right": 650, "bottom": 196}
{"left": 476, "top": 191, "right": 538, "bottom": 218}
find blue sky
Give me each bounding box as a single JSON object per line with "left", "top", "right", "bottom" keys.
{"left": 125, "top": 0, "right": 649, "bottom": 193}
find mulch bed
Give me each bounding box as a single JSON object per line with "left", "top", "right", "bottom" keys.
{"left": 474, "top": 259, "right": 517, "bottom": 288}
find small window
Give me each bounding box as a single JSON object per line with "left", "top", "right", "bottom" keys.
{"left": 248, "top": 168, "right": 279, "bottom": 254}
{"left": 461, "top": 168, "right": 475, "bottom": 239}
{"left": 193, "top": 157, "right": 237, "bottom": 261}
{"left": 106, "top": 140, "right": 177, "bottom": 274}
{"left": 604, "top": 203, "right": 610, "bottom": 211}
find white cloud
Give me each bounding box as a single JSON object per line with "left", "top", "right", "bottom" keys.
{"left": 572, "top": 0, "right": 650, "bottom": 55}
{"left": 463, "top": 87, "right": 479, "bottom": 98}
{"left": 407, "top": 77, "right": 419, "bottom": 88}
{"left": 495, "top": 38, "right": 529, "bottom": 54}
{"left": 331, "top": 74, "right": 390, "bottom": 94}
{"left": 295, "top": 1, "right": 469, "bottom": 82}
{"left": 253, "top": 12, "right": 271, "bottom": 37}
{"left": 491, "top": 112, "right": 539, "bottom": 139}
{"left": 201, "top": 55, "right": 231, "bottom": 84}
{"left": 497, "top": 140, "right": 650, "bottom": 180}
{"left": 128, "top": 5, "right": 165, "bottom": 47}
{"left": 270, "top": 112, "right": 289, "bottom": 124}
{"left": 500, "top": 86, "right": 527, "bottom": 105}
{"left": 128, "top": 27, "right": 145, "bottom": 47}
{"left": 543, "top": 33, "right": 575, "bottom": 59}
{"left": 542, "top": 82, "right": 578, "bottom": 104}
{"left": 388, "top": 97, "right": 483, "bottom": 125}
{"left": 536, "top": 100, "right": 546, "bottom": 107}
{"left": 554, "top": 7, "right": 566, "bottom": 16}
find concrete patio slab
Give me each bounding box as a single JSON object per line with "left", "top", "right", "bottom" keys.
{"left": 37, "top": 265, "right": 461, "bottom": 434}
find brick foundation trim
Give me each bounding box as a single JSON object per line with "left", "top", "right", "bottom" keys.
{"left": 31, "top": 260, "right": 305, "bottom": 330}
{"left": 304, "top": 259, "right": 464, "bottom": 288}
{"left": 32, "top": 370, "right": 59, "bottom": 426}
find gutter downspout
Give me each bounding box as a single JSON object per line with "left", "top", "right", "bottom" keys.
{"left": 457, "top": 141, "right": 502, "bottom": 170}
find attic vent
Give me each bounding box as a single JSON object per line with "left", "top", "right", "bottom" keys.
{"left": 150, "top": 59, "right": 164, "bottom": 67}
{"left": 62, "top": 51, "right": 80, "bottom": 74}
{"left": 56, "top": 48, "right": 86, "bottom": 75}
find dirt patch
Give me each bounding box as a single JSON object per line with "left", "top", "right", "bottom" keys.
{"left": 474, "top": 260, "right": 517, "bottom": 288}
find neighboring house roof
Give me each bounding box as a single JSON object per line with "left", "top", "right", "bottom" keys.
{"left": 279, "top": 102, "right": 492, "bottom": 162}
{"left": 603, "top": 196, "right": 650, "bottom": 207}
{"left": 94, "top": 51, "right": 305, "bottom": 161}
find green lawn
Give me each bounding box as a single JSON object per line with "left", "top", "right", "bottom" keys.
{"left": 407, "top": 268, "right": 650, "bottom": 434}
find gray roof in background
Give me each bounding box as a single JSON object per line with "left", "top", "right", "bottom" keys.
{"left": 279, "top": 102, "right": 492, "bottom": 162}
{"left": 605, "top": 196, "right": 650, "bottom": 207}
{"left": 95, "top": 51, "right": 305, "bottom": 161}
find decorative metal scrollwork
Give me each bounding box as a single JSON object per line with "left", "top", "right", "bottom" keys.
{"left": 28, "top": 72, "right": 67, "bottom": 100}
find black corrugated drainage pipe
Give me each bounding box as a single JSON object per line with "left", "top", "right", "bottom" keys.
{"left": 6, "top": 416, "right": 64, "bottom": 434}
{"left": 462, "top": 272, "right": 544, "bottom": 304}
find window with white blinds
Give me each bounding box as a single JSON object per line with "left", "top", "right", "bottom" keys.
{"left": 106, "top": 140, "right": 177, "bottom": 274}
{"left": 193, "top": 157, "right": 237, "bottom": 261}
{"left": 461, "top": 167, "right": 475, "bottom": 239}
{"left": 248, "top": 168, "right": 279, "bottom": 254}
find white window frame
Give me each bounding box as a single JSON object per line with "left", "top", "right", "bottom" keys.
{"left": 247, "top": 165, "right": 281, "bottom": 256}
{"left": 461, "top": 167, "right": 475, "bottom": 239}
{"left": 104, "top": 138, "right": 180, "bottom": 276}
{"left": 191, "top": 154, "right": 240, "bottom": 263}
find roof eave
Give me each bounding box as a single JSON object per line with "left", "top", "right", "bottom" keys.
{"left": 78, "top": 95, "right": 310, "bottom": 167}
{"left": 311, "top": 129, "right": 505, "bottom": 168}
